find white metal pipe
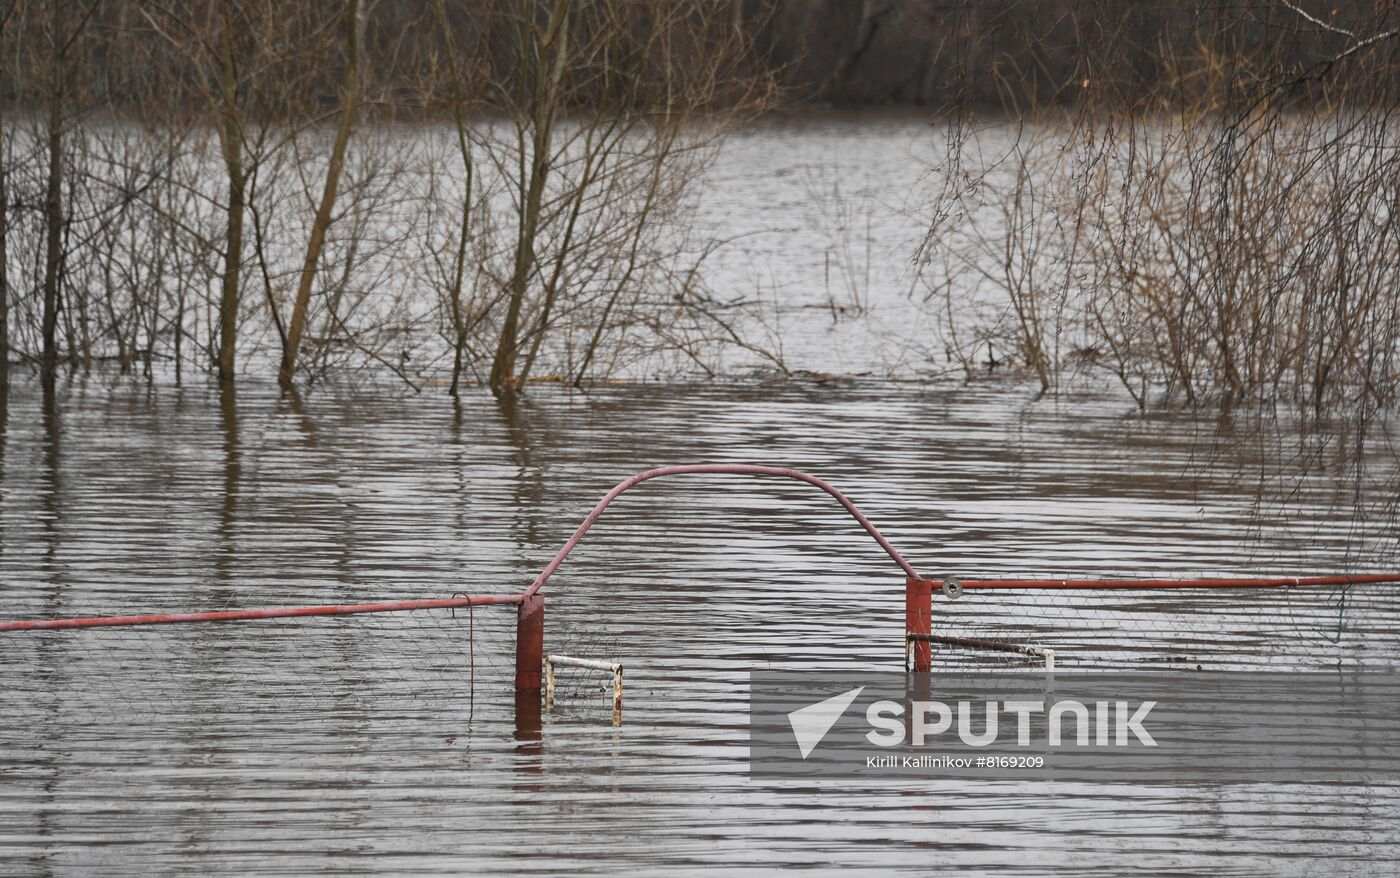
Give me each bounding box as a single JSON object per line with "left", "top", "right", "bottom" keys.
{"left": 544, "top": 654, "right": 623, "bottom": 712}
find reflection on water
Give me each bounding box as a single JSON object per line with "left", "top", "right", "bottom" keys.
{"left": 0, "top": 377, "right": 1397, "bottom": 875}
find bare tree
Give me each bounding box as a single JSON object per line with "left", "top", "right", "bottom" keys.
{"left": 0, "top": 0, "right": 12, "bottom": 390}
{"left": 423, "top": 0, "right": 775, "bottom": 396}
{"left": 428, "top": 0, "right": 484, "bottom": 397}
{"left": 139, "top": 0, "right": 299, "bottom": 389}
{"left": 36, "top": 1, "right": 97, "bottom": 392}
{"left": 277, "top": 0, "right": 363, "bottom": 392}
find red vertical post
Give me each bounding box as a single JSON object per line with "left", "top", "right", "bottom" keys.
{"left": 515, "top": 594, "right": 545, "bottom": 692}
{"left": 905, "top": 576, "right": 931, "bottom": 672}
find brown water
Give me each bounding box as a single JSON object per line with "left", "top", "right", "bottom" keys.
{"left": 1, "top": 377, "right": 1397, "bottom": 876}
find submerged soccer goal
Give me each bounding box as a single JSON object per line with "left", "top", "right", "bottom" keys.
{"left": 2, "top": 465, "right": 1397, "bottom": 735}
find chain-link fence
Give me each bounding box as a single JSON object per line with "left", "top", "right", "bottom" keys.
{"left": 924, "top": 583, "right": 1400, "bottom": 672}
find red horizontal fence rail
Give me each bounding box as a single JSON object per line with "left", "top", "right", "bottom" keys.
{"left": 918, "top": 574, "right": 1400, "bottom": 590}
{"left": 0, "top": 594, "right": 523, "bottom": 633}
{"left": 3, "top": 464, "right": 1400, "bottom": 688}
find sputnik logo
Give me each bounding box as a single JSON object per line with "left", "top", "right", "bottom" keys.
{"left": 787, "top": 686, "right": 865, "bottom": 758}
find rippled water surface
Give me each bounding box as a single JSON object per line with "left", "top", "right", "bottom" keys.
{"left": 1, "top": 376, "right": 1398, "bottom": 876}
{"left": 2, "top": 103, "right": 1398, "bottom": 878}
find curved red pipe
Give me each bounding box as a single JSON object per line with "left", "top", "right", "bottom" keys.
{"left": 520, "top": 465, "right": 1400, "bottom": 597}
{"left": 523, "top": 464, "right": 921, "bottom": 596}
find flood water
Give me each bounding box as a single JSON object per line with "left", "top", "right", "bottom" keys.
{"left": 2, "top": 111, "right": 1398, "bottom": 875}
{"left": 1, "top": 377, "right": 1397, "bottom": 876}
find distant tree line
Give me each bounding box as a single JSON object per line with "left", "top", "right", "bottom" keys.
{"left": 5, "top": 2, "right": 1388, "bottom": 111}
{"left": 755, "top": 0, "right": 1399, "bottom": 107}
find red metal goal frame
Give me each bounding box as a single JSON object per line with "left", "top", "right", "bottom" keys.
{"left": 3, "top": 464, "right": 1398, "bottom": 688}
